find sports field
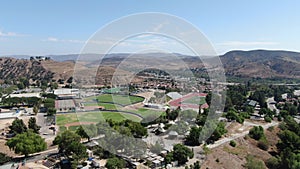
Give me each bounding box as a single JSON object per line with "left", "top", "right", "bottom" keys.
{"left": 131, "top": 108, "right": 165, "bottom": 119}
{"left": 96, "top": 94, "right": 144, "bottom": 105}
{"left": 169, "top": 93, "right": 209, "bottom": 109}
{"left": 56, "top": 111, "right": 142, "bottom": 132}
{"left": 181, "top": 96, "right": 206, "bottom": 105}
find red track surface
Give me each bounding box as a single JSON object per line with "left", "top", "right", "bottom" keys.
{"left": 169, "top": 93, "right": 209, "bottom": 109}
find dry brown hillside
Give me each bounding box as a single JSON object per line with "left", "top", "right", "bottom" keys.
{"left": 0, "top": 58, "right": 54, "bottom": 82}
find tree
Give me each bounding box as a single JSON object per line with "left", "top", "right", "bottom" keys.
{"left": 264, "top": 116, "right": 272, "bottom": 123}
{"left": 186, "top": 126, "right": 201, "bottom": 146}
{"left": 47, "top": 107, "right": 57, "bottom": 116}
{"left": 43, "top": 98, "right": 55, "bottom": 108}
{"left": 105, "top": 157, "right": 125, "bottom": 169}
{"left": 28, "top": 117, "right": 41, "bottom": 134}
{"left": 6, "top": 130, "right": 46, "bottom": 157}
{"left": 33, "top": 106, "right": 39, "bottom": 115}
{"left": 210, "top": 122, "right": 227, "bottom": 141}
{"left": 150, "top": 141, "right": 163, "bottom": 154}
{"left": 172, "top": 144, "right": 194, "bottom": 165}
{"left": 126, "top": 120, "right": 147, "bottom": 138}
{"left": 67, "top": 76, "right": 73, "bottom": 84}
{"left": 266, "top": 157, "right": 280, "bottom": 169}
{"left": 53, "top": 130, "right": 87, "bottom": 164}
{"left": 249, "top": 126, "right": 265, "bottom": 140}
{"left": 9, "top": 118, "right": 27, "bottom": 134}
{"left": 245, "top": 155, "right": 265, "bottom": 169}
{"left": 76, "top": 126, "right": 90, "bottom": 141}
{"left": 0, "top": 152, "right": 11, "bottom": 165}
{"left": 230, "top": 140, "right": 236, "bottom": 147}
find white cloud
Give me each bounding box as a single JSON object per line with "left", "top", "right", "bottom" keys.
{"left": 46, "top": 37, "right": 58, "bottom": 42}
{"left": 43, "top": 37, "right": 84, "bottom": 43}
{"left": 0, "top": 31, "right": 28, "bottom": 37}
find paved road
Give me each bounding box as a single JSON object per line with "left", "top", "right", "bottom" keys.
{"left": 36, "top": 113, "right": 56, "bottom": 139}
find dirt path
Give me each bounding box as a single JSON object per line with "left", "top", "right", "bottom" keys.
{"left": 207, "top": 120, "right": 279, "bottom": 149}
{"left": 64, "top": 121, "right": 96, "bottom": 129}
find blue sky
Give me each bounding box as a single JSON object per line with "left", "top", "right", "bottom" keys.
{"left": 0, "top": 0, "right": 299, "bottom": 56}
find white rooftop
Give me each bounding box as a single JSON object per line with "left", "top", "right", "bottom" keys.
{"left": 167, "top": 92, "right": 182, "bottom": 100}
{"left": 9, "top": 92, "right": 41, "bottom": 98}
{"left": 54, "top": 88, "right": 79, "bottom": 95}
{"left": 294, "top": 90, "right": 300, "bottom": 96}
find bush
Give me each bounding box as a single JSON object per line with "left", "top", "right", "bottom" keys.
{"left": 245, "top": 155, "right": 265, "bottom": 169}
{"left": 267, "top": 126, "right": 274, "bottom": 132}
{"left": 266, "top": 157, "right": 280, "bottom": 169}
{"left": 264, "top": 116, "right": 272, "bottom": 123}
{"left": 0, "top": 152, "right": 11, "bottom": 165}
{"left": 230, "top": 140, "right": 237, "bottom": 147}
{"left": 257, "top": 139, "right": 269, "bottom": 151}
{"left": 249, "top": 126, "right": 265, "bottom": 140}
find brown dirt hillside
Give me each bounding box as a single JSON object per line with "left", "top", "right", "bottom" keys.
{"left": 201, "top": 126, "right": 281, "bottom": 169}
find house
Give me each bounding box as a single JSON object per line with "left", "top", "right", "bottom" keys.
{"left": 246, "top": 99, "right": 258, "bottom": 107}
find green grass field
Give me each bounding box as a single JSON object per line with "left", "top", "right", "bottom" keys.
{"left": 96, "top": 94, "right": 144, "bottom": 105}
{"left": 131, "top": 108, "right": 164, "bottom": 119}
{"left": 182, "top": 96, "right": 206, "bottom": 105}
{"left": 56, "top": 111, "right": 142, "bottom": 132}
{"left": 97, "top": 103, "right": 118, "bottom": 110}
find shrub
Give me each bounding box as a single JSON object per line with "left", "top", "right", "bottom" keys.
{"left": 266, "top": 157, "right": 280, "bottom": 169}
{"left": 264, "top": 116, "right": 272, "bottom": 123}
{"left": 267, "top": 126, "right": 274, "bottom": 131}
{"left": 249, "top": 126, "right": 265, "bottom": 140}
{"left": 0, "top": 153, "right": 11, "bottom": 165}
{"left": 245, "top": 155, "right": 265, "bottom": 169}
{"left": 230, "top": 140, "right": 237, "bottom": 147}
{"left": 257, "top": 139, "right": 269, "bottom": 151}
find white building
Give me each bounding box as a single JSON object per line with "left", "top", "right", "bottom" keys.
{"left": 54, "top": 88, "right": 80, "bottom": 99}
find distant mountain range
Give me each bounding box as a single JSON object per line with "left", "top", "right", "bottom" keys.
{"left": 0, "top": 50, "right": 300, "bottom": 82}
{"left": 220, "top": 50, "right": 300, "bottom": 79}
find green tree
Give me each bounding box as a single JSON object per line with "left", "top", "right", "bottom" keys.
{"left": 105, "top": 157, "right": 125, "bottom": 169}
{"left": 33, "top": 106, "right": 39, "bottom": 115}
{"left": 53, "top": 130, "right": 87, "bottom": 163}
{"left": 186, "top": 126, "right": 201, "bottom": 146}
{"left": 165, "top": 151, "right": 174, "bottom": 164}
{"left": 230, "top": 140, "right": 236, "bottom": 147}
{"left": 245, "top": 155, "right": 266, "bottom": 169}
{"left": 266, "top": 157, "right": 280, "bottom": 169}
{"left": 0, "top": 152, "right": 11, "bottom": 165}
{"left": 249, "top": 126, "right": 265, "bottom": 140}
{"left": 126, "top": 120, "right": 147, "bottom": 138}
{"left": 47, "top": 107, "right": 57, "bottom": 116}
{"left": 76, "top": 126, "right": 90, "bottom": 141}
{"left": 28, "top": 117, "right": 41, "bottom": 134}
{"left": 172, "top": 144, "right": 194, "bottom": 165}
{"left": 6, "top": 130, "right": 46, "bottom": 157}
{"left": 43, "top": 98, "right": 55, "bottom": 108}
{"left": 150, "top": 141, "right": 163, "bottom": 154}
{"left": 264, "top": 116, "right": 272, "bottom": 123}
{"left": 210, "top": 122, "right": 227, "bottom": 141}
{"left": 9, "top": 118, "right": 27, "bottom": 134}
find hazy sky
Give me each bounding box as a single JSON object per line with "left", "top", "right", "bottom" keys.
{"left": 0, "top": 0, "right": 299, "bottom": 56}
